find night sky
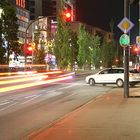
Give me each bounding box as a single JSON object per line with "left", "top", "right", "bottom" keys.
{"left": 77, "top": 0, "right": 139, "bottom": 42}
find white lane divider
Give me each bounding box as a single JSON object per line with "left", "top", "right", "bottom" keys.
{"left": 0, "top": 101, "right": 10, "bottom": 106}
{"left": 0, "top": 102, "right": 17, "bottom": 112}
{"left": 58, "top": 85, "right": 76, "bottom": 90}
{"left": 22, "top": 94, "right": 41, "bottom": 104}
{"left": 25, "top": 95, "right": 39, "bottom": 99}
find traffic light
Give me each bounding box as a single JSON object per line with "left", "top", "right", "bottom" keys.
{"left": 131, "top": 44, "right": 139, "bottom": 55}
{"left": 64, "top": 9, "right": 72, "bottom": 22}
{"left": 134, "top": 46, "right": 138, "bottom": 52}
{"left": 63, "top": 1, "right": 73, "bottom": 23}
{"left": 24, "top": 43, "right": 33, "bottom": 56}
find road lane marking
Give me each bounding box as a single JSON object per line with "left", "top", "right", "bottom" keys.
{"left": 22, "top": 95, "right": 41, "bottom": 104}
{"left": 0, "top": 102, "right": 17, "bottom": 112}
{"left": 58, "top": 85, "right": 76, "bottom": 90}
{"left": 0, "top": 101, "right": 10, "bottom": 106}
{"left": 25, "top": 95, "right": 39, "bottom": 99}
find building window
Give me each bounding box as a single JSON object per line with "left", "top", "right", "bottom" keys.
{"left": 30, "top": 8, "right": 35, "bottom": 13}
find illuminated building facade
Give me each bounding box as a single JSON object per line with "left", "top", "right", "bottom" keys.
{"left": 26, "top": 0, "right": 56, "bottom": 20}
{"left": 9, "top": 0, "right": 30, "bottom": 44}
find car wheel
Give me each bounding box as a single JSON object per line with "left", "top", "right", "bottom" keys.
{"left": 116, "top": 79, "right": 124, "bottom": 87}
{"left": 89, "top": 78, "right": 95, "bottom": 86}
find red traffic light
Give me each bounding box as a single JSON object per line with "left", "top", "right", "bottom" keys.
{"left": 134, "top": 47, "right": 138, "bottom": 52}
{"left": 63, "top": 1, "right": 73, "bottom": 23}
{"left": 65, "top": 11, "right": 71, "bottom": 18}
{"left": 27, "top": 46, "right": 33, "bottom": 51}
{"left": 131, "top": 44, "right": 140, "bottom": 55}
{"left": 64, "top": 10, "right": 72, "bottom": 22}
{"left": 24, "top": 43, "right": 33, "bottom": 56}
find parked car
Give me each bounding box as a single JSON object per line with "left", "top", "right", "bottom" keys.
{"left": 85, "top": 67, "right": 140, "bottom": 87}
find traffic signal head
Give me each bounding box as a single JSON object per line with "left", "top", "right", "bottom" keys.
{"left": 24, "top": 43, "right": 33, "bottom": 56}
{"left": 27, "top": 46, "right": 33, "bottom": 52}
{"left": 131, "top": 44, "right": 140, "bottom": 55}
{"left": 63, "top": 1, "right": 73, "bottom": 23}
{"left": 65, "top": 11, "right": 71, "bottom": 19}
{"left": 134, "top": 47, "right": 138, "bottom": 52}
{"left": 64, "top": 10, "right": 72, "bottom": 22}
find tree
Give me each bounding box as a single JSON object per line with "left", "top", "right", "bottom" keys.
{"left": 1, "top": 1, "right": 19, "bottom": 64}
{"left": 90, "top": 35, "right": 101, "bottom": 69}
{"left": 100, "top": 40, "right": 120, "bottom": 68}
{"left": 53, "top": 17, "right": 73, "bottom": 70}
{"left": 33, "top": 29, "right": 46, "bottom": 64}
{"left": 77, "top": 24, "right": 92, "bottom": 69}
{"left": 34, "top": 41, "right": 46, "bottom": 64}
{"left": 0, "top": 17, "right": 6, "bottom": 64}
{"left": 53, "top": 0, "right": 79, "bottom": 70}
{"left": 0, "top": 1, "right": 6, "bottom": 64}
{"left": 34, "top": 40, "right": 46, "bottom": 71}
{"left": 68, "top": 30, "right": 79, "bottom": 70}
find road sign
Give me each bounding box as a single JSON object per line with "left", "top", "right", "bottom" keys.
{"left": 136, "top": 36, "right": 140, "bottom": 46}
{"left": 119, "top": 34, "right": 130, "bottom": 47}
{"left": 117, "top": 17, "right": 134, "bottom": 33}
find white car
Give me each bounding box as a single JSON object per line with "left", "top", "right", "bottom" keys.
{"left": 85, "top": 68, "right": 140, "bottom": 87}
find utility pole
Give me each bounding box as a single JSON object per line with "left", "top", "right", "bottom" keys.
{"left": 124, "top": 0, "right": 130, "bottom": 98}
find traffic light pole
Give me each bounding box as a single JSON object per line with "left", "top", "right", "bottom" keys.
{"left": 124, "top": 0, "right": 129, "bottom": 98}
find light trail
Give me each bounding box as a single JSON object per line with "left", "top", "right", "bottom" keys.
{"left": 0, "top": 75, "right": 73, "bottom": 93}
{"left": 57, "top": 72, "right": 75, "bottom": 78}
{"left": 0, "top": 75, "right": 48, "bottom": 85}
{"left": 0, "top": 70, "right": 63, "bottom": 80}
{"left": 0, "top": 70, "right": 37, "bottom": 76}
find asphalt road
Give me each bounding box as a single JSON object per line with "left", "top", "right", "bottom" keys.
{"left": 0, "top": 74, "right": 114, "bottom": 140}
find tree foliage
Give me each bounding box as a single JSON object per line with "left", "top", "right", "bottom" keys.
{"left": 53, "top": 17, "right": 74, "bottom": 70}
{"left": 33, "top": 30, "right": 46, "bottom": 67}
{"left": 0, "top": 0, "right": 19, "bottom": 64}
{"left": 34, "top": 41, "right": 46, "bottom": 64}
{"left": 100, "top": 39, "right": 123, "bottom": 68}
{"left": 68, "top": 30, "right": 79, "bottom": 69}
{"left": 77, "top": 24, "right": 91, "bottom": 69}
{"left": 0, "top": 17, "right": 6, "bottom": 64}
{"left": 90, "top": 35, "right": 101, "bottom": 68}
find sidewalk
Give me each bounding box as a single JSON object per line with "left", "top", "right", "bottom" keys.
{"left": 27, "top": 87, "right": 140, "bottom": 140}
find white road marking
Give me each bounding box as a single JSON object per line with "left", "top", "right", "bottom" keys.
{"left": 0, "top": 102, "right": 17, "bottom": 112}
{"left": 58, "top": 85, "right": 76, "bottom": 90}
{"left": 0, "top": 101, "right": 10, "bottom": 106}
{"left": 25, "top": 95, "right": 39, "bottom": 99}
{"left": 22, "top": 94, "right": 41, "bottom": 104}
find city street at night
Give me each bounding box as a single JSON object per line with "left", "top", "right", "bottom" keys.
{"left": 0, "top": 72, "right": 114, "bottom": 140}
{"left": 1, "top": 0, "right": 140, "bottom": 140}
{"left": 27, "top": 86, "right": 140, "bottom": 140}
